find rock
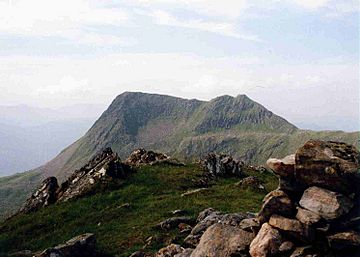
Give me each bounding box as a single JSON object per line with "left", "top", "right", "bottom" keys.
{"left": 181, "top": 188, "right": 207, "bottom": 197}
{"left": 125, "top": 148, "right": 169, "bottom": 166}
{"left": 235, "top": 176, "right": 265, "bottom": 191}
{"left": 269, "top": 214, "right": 313, "bottom": 241}
{"left": 196, "top": 208, "right": 220, "bottom": 222}
{"left": 296, "top": 207, "right": 321, "bottom": 225}
{"left": 57, "top": 148, "right": 130, "bottom": 202}
{"left": 156, "top": 244, "right": 188, "bottom": 257}
{"left": 174, "top": 248, "right": 193, "bottom": 257}
{"left": 267, "top": 154, "right": 295, "bottom": 178}
{"left": 184, "top": 209, "right": 251, "bottom": 247}
{"left": 178, "top": 223, "right": 192, "bottom": 232}
{"left": 35, "top": 233, "right": 99, "bottom": 257}
{"left": 190, "top": 223, "right": 255, "bottom": 257}
{"left": 129, "top": 251, "right": 152, "bottom": 257}
{"left": 327, "top": 231, "right": 360, "bottom": 250}
{"left": 249, "top": 223, "right": 283, "bottom": 257}
{"left": 8, "top": 250, "right": 33, "bottom": 257}
{"left": 171, "top": 210, "right": 188, "bottom": 216}
{"left": 157, "top": 217, "right": 195, "bottom": 230}
{"left": 279, "top": 241, "right": 295, "bottom": 253}
{"left": 201, "top": 153, "right": 243, "bottom": 177}
{"left": 19, "top": 177, "right": 59, "bottom": 214}
{"left": 239, "top": 218, "right": 260, "bottom": 233}
{"left": 295, "top": 140, "right": 359, "bottom": 194}
{"left": 299, "top": 186, "right": 353, "bottom": 220}
{"left": 257, "top": 189, "right": 293, "bottom": 223}
{"left": 289, "top": 246, "right": 318, "bottom": 257}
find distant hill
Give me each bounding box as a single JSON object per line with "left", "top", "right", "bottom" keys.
{"left": 0, "top": 104, "right": 107, "bottom": 176}
{"left": 0, "top": 92, "right": 358, "bottom": 219}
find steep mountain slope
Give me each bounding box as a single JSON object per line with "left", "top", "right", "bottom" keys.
{"left": 0, "top": 92, "right": 358, "bottom": 219}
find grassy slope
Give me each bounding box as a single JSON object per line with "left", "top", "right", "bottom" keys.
{"left": 0, "top": 92, "right": 358, "bottom": 221}
{"left": 0, "top": 163, "right": 278, "bottom": 257}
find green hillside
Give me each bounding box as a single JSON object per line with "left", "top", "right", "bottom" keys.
{"left": 0, "top": 92, "right": 358, "bottom": 220}
{"left": 0, "top": 163, "right": 278, "bottom": 257}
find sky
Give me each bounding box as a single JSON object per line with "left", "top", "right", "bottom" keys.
{"left": 0, "top": 0, "right": 359, "bottom": 131}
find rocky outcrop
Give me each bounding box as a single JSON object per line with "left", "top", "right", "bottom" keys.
{"left": 157, "top": 217, "right": 195, "bottom": 231}
{"left": 125, "top": 149, "right": 170, "bottom": 166}
{"left": 201, "top": 153, "right": 244, "bottom": 177}
{"left": 19, "top": 148, "right": 130, "bottom": 214}
{"left": 19, "top": 177, "right": 59, "bottom": 213}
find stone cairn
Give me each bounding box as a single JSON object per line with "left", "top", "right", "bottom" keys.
{"left": 152, "top": 140, "right": 360, "bottom": 257}
{"left": 252, "top": 140, "right": 360, "bottom": 257}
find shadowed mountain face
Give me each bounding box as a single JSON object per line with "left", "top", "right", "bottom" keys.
{"left": 0, "top": 92, "right": 358, "bottom": 219}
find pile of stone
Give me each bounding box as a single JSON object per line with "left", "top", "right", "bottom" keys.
{"left": 152, "top": 140, "right": 359, "bottom": 257}
{"left": 252, "top": 139, "right": 360, "bottom": 257}
{"left": 201, "top": 153, "right": 244, "bottom": 177}
{"left": 19, "top": 148, "right": 130, "bottom": 214}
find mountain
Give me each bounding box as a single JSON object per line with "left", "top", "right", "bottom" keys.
{"left": 0, "top": 92, "right": 358, "bottom": 219}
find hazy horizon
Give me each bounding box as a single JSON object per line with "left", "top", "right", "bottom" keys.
{"left": 0, "top": 0, "right": 358, "bottom": 131}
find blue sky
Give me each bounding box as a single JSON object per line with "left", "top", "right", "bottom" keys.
{"left": 0, "top": 0, "right": 358, "bottom": 131}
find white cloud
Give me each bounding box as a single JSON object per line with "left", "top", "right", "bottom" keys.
{"left": 150, "top": 9, "right": 261, "bottom": 41}
{"left": 0, "top": 0, "right": 131, "bottom": 45}
{"left": 292, "top": 0, "right": 329, "bottom": 9}
{"left": 131, "top": 0, "right": 247, "bottom": 20}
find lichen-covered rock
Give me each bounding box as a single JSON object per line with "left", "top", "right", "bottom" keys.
{"left": 249, "top": 223, "right": 283, "bottom": 257}
{"left": 257, "top": 189, "right": 293, "bottom": 223}
{"left": 296, "top": 207, "right": 321, "bottom": 225}
{"left": 201, "top": 153, "right": 243, "bottom": 177}
{"left": 267, "top": 154, "right": 295, "bottom": 178}
{"left": 125, "top": 148, "right": 169, "bottom": 166}
{"left": 35, "top": 233, "right": 99, "bottom": 257}
{"left": 239, "top": 218, "right": 260, "bottom": 234}
{"left": 295, "top": 140, "right": 359, "bottom": 194}
{"left": 190, "top": 223, "right": 254, "bottom": 257}
{"left": 19, "top": 177, "right": 59, "bottom": 214}
{"left": 268, "top": 214, "right": 314, "bottom": 241}
{"left": 299, "top": 186, "right": 353, "bottom": 220}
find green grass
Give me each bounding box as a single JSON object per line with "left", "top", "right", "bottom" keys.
{"left": 0, "top": 163, "right": 277, "bottom": 257}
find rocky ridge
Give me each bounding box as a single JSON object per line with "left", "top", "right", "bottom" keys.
{"left": 152, "top": 140, "right": 360, "bottom": 257}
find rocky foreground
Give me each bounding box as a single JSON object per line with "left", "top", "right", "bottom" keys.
{"left": 7, "top": 140, "right": 360, "bottom": 257}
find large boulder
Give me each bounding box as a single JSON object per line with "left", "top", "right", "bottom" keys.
{"left": 295, "top": 140, "right": 359, "bottom": 194}
{"left": 19, "top": 177, "right": 59, "bottom": 214}
{"left": 257, "top": 189, "right": 293, "bottom": 223}
{"left": 190, "top": 223, "right": 255, "bottom": 257}
{"left": 184, "top": 209, "right": 251, "bottom": 247}
{"left": 249, "top": 223, "right": 283, "bottom": 257}
{"left": 299, "top": 186, "right": 353, "bottom": 220}
{"left": 35, "top": 233, "right": 99, "bottom": 257}
{"left": 201, "top": 153, "right": 243, "bottom": 177}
